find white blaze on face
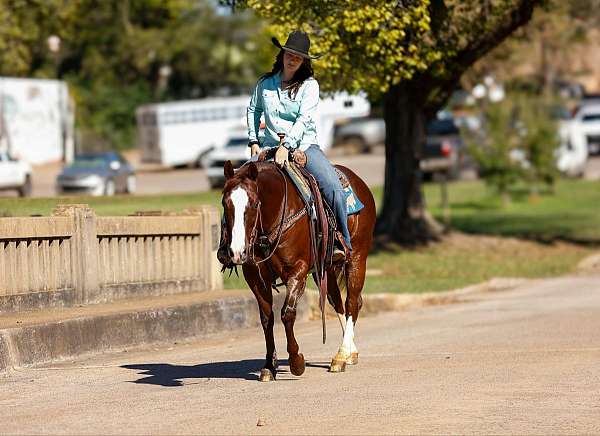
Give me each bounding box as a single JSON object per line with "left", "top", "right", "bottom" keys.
{"left": 230, "top": 187, "right": 249, "bottom": 258}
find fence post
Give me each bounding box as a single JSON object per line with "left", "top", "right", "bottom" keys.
{"left": 207, "top": 206, "right": 222, "bottom": 291}
{"left": 184, "top": 206, "right": 222, "bottom": 291}
{"left": 53, "top": 204, "right": 99, "bottom": 304}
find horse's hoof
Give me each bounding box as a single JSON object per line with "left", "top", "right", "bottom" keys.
{"left": 329, "top": 359, "right": 347, "bottom": 373}
{"left": 259, "top": 368, "right": 275, "bottom": 382}
{"left": 346, "top": 352, "right": 359, "bottom": 365}
{"left": 289, "top": 353, "right": 305, "bottom": 376}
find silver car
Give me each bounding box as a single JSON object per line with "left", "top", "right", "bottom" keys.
{"left": 56, "top": 152, "right": 136, "bottom": 196}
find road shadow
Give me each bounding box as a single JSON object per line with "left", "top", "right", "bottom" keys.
{"left": 121, "top": 359, "right": 293, "bottom": 387}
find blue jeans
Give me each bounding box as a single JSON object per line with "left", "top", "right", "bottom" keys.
{"left": 249, "top": 145, "right": 352, "bottom": 250}
{"left": 304, "top": 145, "right": 352, "bottom": 251}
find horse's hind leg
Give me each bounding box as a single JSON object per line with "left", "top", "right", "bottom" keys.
{"left": 281, "top": 270, "right": 308, "bottom": 377}
{"left": 326, "top": 267, "right": 347, "bottom": 335}
{"left": 330, "top": 257, "right": 365, "bottom": 372}
{"left": 243, "top": 264, "right": 277, "bottom": 382}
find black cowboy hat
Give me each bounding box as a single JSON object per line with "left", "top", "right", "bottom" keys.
{"left": 272, "top": 30, "right": 321, "bottom": 60}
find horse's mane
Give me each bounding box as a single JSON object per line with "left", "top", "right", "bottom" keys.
{"left": 223, "top": 161, "right": 280, "bottom": 193}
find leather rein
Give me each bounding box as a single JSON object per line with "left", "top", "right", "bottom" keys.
{"left": 248, "top": 163, "right": 291, "bottom": 266}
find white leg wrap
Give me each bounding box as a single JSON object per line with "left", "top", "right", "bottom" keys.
{"left": 338, "top": 316, "right": 354, "bottom": 356}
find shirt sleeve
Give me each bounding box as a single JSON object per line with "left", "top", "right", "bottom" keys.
{"left": 286, "top": 79, "right": 319, "bottom": 149}
{"left": 247, "top": 79, "right": 264, "bottom": 144}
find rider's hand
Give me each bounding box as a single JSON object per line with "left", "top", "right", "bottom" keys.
{"left": 275, "top": 145, "right": 289, "bottom": 167}
{"left": 250, "top": 143, "right": 260, "bottom": 157}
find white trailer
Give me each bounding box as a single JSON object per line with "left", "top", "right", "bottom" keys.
{"left": 136, "top": 92, "right": 370, "bottom": 167}
{"left": 0, "top": 77, "right": 75, "bottom": 164}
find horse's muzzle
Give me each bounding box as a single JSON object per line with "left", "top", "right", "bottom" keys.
{"left": 231, "top": 250, "right": 248, "bottom": 265}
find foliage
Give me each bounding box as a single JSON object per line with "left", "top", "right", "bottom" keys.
{"left": 516, "top": 95, "right": 561, "bottom": 194}
{"left": 237, "top": 0, "right": 541, "bottom": 104}
{"left": 239, "top": 0, "right": 437, "bottom": 97}
{"left": 464, "top": 0, "right": 600, "bottom": 94}
{"left": 463, "top": 99, "right": 523, "bottom": 201}
{"left": 464, "top": 93, "right": 561, "bottom": 201}
{"left": 0, "top": 0, "right": 271, "bottom": 150}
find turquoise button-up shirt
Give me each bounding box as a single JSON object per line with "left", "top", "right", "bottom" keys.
{"left": 247, "top": 72, "right": 319, "bottom": 151}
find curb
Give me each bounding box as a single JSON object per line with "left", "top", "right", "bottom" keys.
{"left": 0, "top": 277, "right": 526, "bottom": 375}
{"left": 0, "top": 291, "right": 307, "bottom": 374}
{"left": 304, "top": 277, "right": 528, "bottom": 320}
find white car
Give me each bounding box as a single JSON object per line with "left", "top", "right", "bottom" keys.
{"left": 333, "top": 117, "right": 385, "bottom": 153}
{"left": 570, "top": 103, "right": 600, "bottom": 156}
{"left": 0, "top": 150, "right": 32, "bottom": 197}
{"left": 202, "top": 135, "right": 250, "bottom": 189}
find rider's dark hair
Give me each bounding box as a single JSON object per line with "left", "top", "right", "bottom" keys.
{"left": 261, "top": 50, "right": 314, "bottom": 99}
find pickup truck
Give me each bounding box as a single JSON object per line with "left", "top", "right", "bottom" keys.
{"left": 0, "top": 150, "right": 32, "bottom": 196}
{"left": 333, "top": 116, "right": 467, "bottom": 179}
{"left": 421, "top": 118, "right": 466, "bottom": 180}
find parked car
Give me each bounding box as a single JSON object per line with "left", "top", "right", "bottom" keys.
{"left": 570, "top": 103, "right": 600, "bottom": 155}
{"left": 56, "top": 152, "right": 136, "bottom": 196}
{"left": 421, "top": 117, "right": 467, "bottom": 180}
{"left": 333, "top": 117, "right": 385, "bottom": 153}
{"left": 0, "top": 150, "right": 32, "bottom": 197}
{"left": 202, "top": 134, "right": 250, "bottom": 189}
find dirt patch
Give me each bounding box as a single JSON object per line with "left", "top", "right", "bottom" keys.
{"left": 577, "top": 252, "right": 600, "bottom": 272}
{"left": 442, "top": 231, "right": 588, "bottom": 257}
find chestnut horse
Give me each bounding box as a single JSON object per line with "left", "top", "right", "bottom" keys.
{"left": 219, "top": 160, "right": 376, "bottom": 381}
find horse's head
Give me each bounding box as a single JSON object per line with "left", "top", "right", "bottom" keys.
{"left": 219, "top": 160, "right": 260, "bottom": 265}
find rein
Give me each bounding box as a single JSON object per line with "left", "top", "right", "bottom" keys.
{"left": 252, "top": 164, "right": 288, "bottom": 265}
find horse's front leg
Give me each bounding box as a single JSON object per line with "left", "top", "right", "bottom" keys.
{"left": 281, "top": 266, "right": 308, "bottom": 376}
{"left": 242, "top": 263, "right": 277, "bottom": 382}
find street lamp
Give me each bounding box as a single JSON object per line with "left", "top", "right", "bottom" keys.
{"left": 157, "top": 64, "right": 172, "bottom": 95}
{"left": 47, "top": 35, "right": 61, "bottom": 54}
{"left": 47, "top": 35, "right": 67, "bottom": 161}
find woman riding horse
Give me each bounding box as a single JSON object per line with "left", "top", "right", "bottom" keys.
{"left": 247, "top": 30, "right": 351, "bottom": 261}
{"left": 217, "top": 31, "right": 376, "bottom": 380}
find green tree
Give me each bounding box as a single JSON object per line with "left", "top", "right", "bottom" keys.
{"left": 464, "top": 0, "right": 600, "bottom": 96}
{"left": 1, "top": 0, "right": 271, "bottom": 150}
{"left": 517, "top": 95, "right": 560, "bottom": 194}
{"left": 236, "top": 0, "right": 542, "bottom": 244}
{"left": 464, "top": 99, "right": 522, "bottom": 204}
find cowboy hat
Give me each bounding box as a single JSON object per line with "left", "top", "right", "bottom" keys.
{"left": 272, "top": 30, "right": 320, "bottom": 60}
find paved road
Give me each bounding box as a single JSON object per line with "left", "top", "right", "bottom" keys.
{"left": 3, "top": 149, "right": 597, "bottom": 198}
{"left": 2, "top": 273, "right": 599, "bottom": 434}
{"left": 21, "top": 150, "right": 384, "bottom": 198}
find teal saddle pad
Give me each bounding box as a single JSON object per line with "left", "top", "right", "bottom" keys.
{"left": 343, "top": 185, "right": 364, "bottom": 215}
{"left": 284, "top": 163, "right": 364, "bottom": 215}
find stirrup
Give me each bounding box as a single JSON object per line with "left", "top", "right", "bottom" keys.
{"left": 332, "top": 235, "right": 350, "bottom": 264}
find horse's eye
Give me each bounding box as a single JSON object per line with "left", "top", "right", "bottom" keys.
{"left": 252, "top": 202, "right": 259, "bottom": 209}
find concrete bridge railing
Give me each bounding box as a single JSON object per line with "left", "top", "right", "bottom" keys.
{"left": 0, "top": 204, "right": 222, "bottom": 313}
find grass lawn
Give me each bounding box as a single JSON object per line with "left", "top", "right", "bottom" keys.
{"left": 1, "top": 178, "right": 597, "bottom": 294}
{"left": 422, "top": 179, "right": 600, "bottom": 244}
{"left": 0, "top": 191, "right": 222, "bottom": 217}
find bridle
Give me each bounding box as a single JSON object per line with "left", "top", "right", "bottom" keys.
{"left": 222, "top": 163, "right": 290, "bottom": 282}
{"left": 250, "top": 163, "right": 288, "bottom": 266}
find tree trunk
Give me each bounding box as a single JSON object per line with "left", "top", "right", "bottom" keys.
{"left": 375, "top": 81, "right": 441, "bottom": 245}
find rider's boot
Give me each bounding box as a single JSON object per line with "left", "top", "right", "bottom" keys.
{"left": 332, "top": 232, "right": 350, "bottom": 263}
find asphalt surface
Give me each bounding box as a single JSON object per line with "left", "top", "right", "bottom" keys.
{"left": 2, "top": 273, "right": 599, "bottom": 434}
{"left": 21, "top": 152, "right": 600, "bottom": 198}
{"left": 21, "top": 149, "right": 386, "bottom": 198}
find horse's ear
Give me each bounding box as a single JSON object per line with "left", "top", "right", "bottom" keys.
{"left": 247, "top": 162, "right": 258, "bottom": 181}
{"left": 224, "top": 160, "right": 234, "bottom": 180}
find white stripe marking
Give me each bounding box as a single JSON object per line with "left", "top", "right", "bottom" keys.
{"left": 230, "top": 187, "right": 249, "bottom": 257}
